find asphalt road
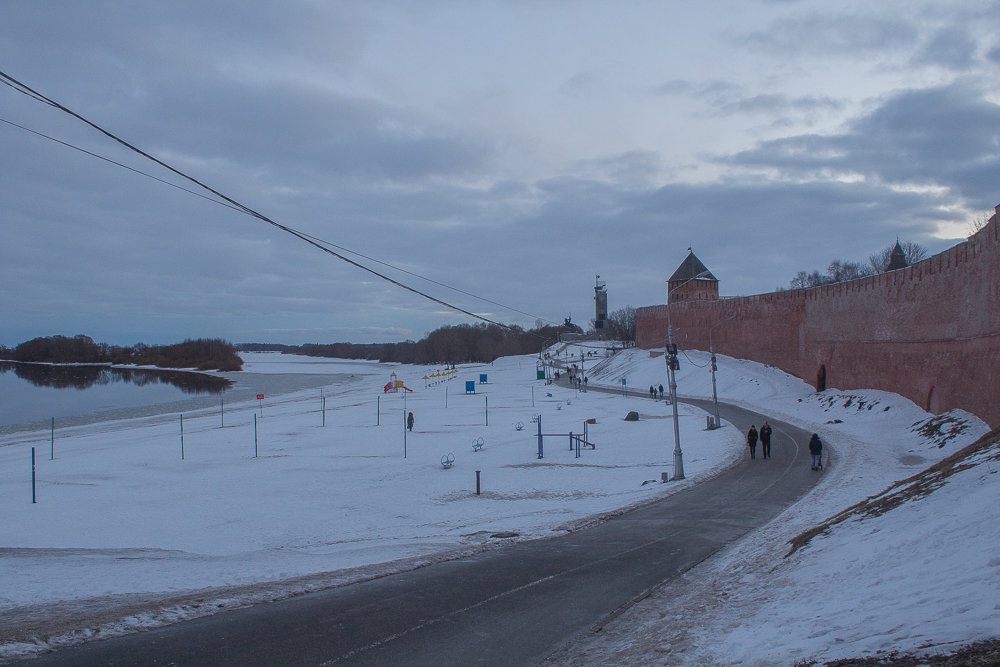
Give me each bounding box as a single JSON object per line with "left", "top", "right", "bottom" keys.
{"left": 17, "top": 387, "right": 821, "bottom": 666}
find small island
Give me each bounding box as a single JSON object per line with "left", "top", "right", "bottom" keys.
{"left": 0, "top": 335, "right": 243, "bottom": 372}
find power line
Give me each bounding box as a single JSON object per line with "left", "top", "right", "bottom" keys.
{"left": 0, "top": 116, "right": 246, "bottom": 215}
{"left": 0, "top": 70, "right": 557, "bottom": 331}
{"left": 0, "top": 111, "right": 554, "bottom": 325}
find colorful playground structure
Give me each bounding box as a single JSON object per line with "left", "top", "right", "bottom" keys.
{"left": 383, "top": 372, "right": 414, "bottom": 393}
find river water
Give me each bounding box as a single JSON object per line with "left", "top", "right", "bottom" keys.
{"left": 0, "top": 361, "right": 348, "bottom": 435}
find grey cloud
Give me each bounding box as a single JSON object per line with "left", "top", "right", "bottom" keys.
{"left": 909, "top": 26, "right": 978, "bottom": 70}
{"left": 744, "top": 12, "right": 917, "bottom": 57}
{"left": 723, "top": 84, "right": 1000, "bottom": 208}
{"left": 710, "top": 92, "right": 843, "bottom": 116}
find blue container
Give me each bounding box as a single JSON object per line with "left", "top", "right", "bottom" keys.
{"left": 480, "top": 374, "right": 488, "bottom": 384}
{"left": 465, "top": 380, "right": 476, "bottom": 393}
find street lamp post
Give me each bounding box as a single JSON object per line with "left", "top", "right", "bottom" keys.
{"left": 708, "top": 313, "right": 736, "bottom": 429}
{"left": 665, "top": 270, "right": 712, "bottom": 481}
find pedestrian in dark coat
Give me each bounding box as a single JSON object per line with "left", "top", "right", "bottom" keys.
{"left": 407, "top": 411, "right": 414, "bottom": 432}
{"left": 759, "top": 421, "right": 773, "bottom": 459}
{"left": 809, "top": 433, "right": 823, "bottom": 470}
{"left": 747, "top": 425, "right": 758, "bottom": 460}
{"left": 649, "top": 385, "right": 655, "bottom": 399}
{"left": 658, "top": 384, "right": 664, "bottom": 399}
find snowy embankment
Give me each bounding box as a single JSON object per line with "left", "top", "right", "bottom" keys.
{"left": 549, "top": 347, "right": 999, "bottom": 665}
{"left": 0, "top": 346, "right": 994, "bottom": 664}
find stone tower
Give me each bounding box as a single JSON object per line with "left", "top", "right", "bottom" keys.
{"left": 667, "top": 249, "right": 719, "bottom": 303}
{"left": 887, "top": 239, "right": 908, "bottom": 271}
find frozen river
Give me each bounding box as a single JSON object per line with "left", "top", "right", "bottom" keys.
{"left": 0, "top": 356, "right": 368, "bottom": 435}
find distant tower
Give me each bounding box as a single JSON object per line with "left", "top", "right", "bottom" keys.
{"left": 886, "top": 239, "right": 908, "bottom": 271}
{"left": 667, "top": 249, "right": 719, "bottom": 303}
{"left": 594, "top": 275, "right": 608, "bottom": 336}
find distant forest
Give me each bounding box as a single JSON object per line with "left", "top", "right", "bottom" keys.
{"left": 239, "top": 321, "right": 584, "bottom": 365}
{"left": 0, "top": 335, "right": 243, "bottom": 372}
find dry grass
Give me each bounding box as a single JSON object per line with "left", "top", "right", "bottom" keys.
{"left": 786, "top": 426, "right": 1000, "bottom": 558}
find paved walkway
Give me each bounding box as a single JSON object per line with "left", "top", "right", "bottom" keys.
{"left": 19, "top": 383, "right": 820, "bottom": 666}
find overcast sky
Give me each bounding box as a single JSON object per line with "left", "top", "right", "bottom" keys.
{"left": 2, "top": 1, "right": 998, "bottom": 346}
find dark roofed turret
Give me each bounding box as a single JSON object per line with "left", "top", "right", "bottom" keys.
{"left": 668, "top": 250, "right": 718, "bottom": 282}
{"left": 887, "top": 239, "right": 908, "bottom": 271}
{"left": 668, "top": 249, "right": 719, "bottom": 303}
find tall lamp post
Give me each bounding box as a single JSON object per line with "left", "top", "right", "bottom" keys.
{"left": 665, "top": 270, "right": 712, "bottom": 481}
{"left": 708, "top": 313, "right": 736, "bottom": 429}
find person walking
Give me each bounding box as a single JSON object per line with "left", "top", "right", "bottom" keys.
{"left": 759, "top": 421, "right": 773, "bottom": 459}
{"left": 407, "top": 411, "right": 414, "bottom": 432}
{"left": 809, "top": 433, "right": 823, "bottom": 470}
{"left": 747, "top": 424, "right": 759, "bottom": 460}
{"left": 649, "top": 385, "right": 655, "bottom": 399}
{"left": 658, "top": 384, "right": 664, "bottom": 399}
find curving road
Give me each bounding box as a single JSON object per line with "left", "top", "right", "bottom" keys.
{"left": 16, "top": 389, "right": 821, "bottom": 666}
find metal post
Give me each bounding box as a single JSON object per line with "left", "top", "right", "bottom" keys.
{"left": 377, "top": 395, "right": 380, "bottom": 426}
{"left": 667, "top": 322, "right": 683, "bottom": 480}
{"left": 710, "top": 352, "right": 720, "bottom": 428}
{"left": 221, "top": 399, "right": 224, "bottom": 428}
{"left": 531, "top": 385, "right": 534, "bottom": 407}
{"left": 476, "top": 469, "right": 481, "bottom": 495}
{"left": 536, "top": 415, "right": 543, "bottom": 459}
{"left": 708, "top": 313, "right": 734, "bottom": 430}
{"left": 254, "top": 413, "right": 258, "bottom": 457}
{"left": 180, "top": 414, "right": 185, "bottom": 460}
{"left": 31, "top": 447, "right": 36, "bottom": 504}
{"left": 485, "top": 395, "right": 488, "bottom": 426}
{"left": 50, "top": 417, "right": 54, "bottom": 460}
{"left": 403, "top": 392, "right": 407, "bottom": 459}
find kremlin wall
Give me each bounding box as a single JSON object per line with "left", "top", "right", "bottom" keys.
{"left": 635, "top": 205, "right": 1000, "bottom": 428}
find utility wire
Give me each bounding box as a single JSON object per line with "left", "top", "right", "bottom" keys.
{"left": 0, "top": 70, "right": 549, "bottom": 331}
{"left": 0, "top": 116, "right": 247, "bottom": 215}
{"left": 0, "top": 111, "right": 552, "bottom": 324}
{"left": 0, "top": 109, "right": 554, "bottom": 325}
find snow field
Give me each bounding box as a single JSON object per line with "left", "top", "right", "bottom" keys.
{"left": 0, "top": 350, "right": 741, "bottom": 614}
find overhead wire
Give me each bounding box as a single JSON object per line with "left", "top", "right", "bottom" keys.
{"left": 0, "top": 70, "right": 557, "bottom": 332}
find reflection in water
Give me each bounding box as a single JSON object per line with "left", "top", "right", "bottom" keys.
{"left": 0, "top": 362, "right": 231, "bottom": 394}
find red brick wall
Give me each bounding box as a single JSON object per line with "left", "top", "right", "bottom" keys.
{"left": 636, "top": 208, "right": 1000, "bottom": 427}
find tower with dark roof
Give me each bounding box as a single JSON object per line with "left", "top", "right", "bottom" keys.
{"left": 886, "top": 239, "right": 908, "bottom": 271}
{"left": 668, "top": 249, "right": 719, "bottom": 303}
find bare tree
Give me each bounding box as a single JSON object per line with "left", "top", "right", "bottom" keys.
{"left": 826, "top": 260, "right": 868, "bottom": 282}
{"left": 606, "top": 305, "right": 637, "bottom": 343}
{"left": 968, "top": 212, "right": 991, "bottom": 236}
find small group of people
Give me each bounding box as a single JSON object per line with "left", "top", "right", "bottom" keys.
{"left": 647, "top": 384, "right": 664, "bottom": 399}
{"left": 746, "top": 421, "right": 824, "bottom": 470}
{"left": 746, "top": 421, "right": 772, "bottom": 459}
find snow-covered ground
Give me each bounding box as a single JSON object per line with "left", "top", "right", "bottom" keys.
{"left": 0, "top": 345, "right": 995, "bottom": 663}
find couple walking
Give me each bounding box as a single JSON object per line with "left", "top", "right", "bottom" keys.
{"left": 746, "top": 421, "right": 772, "bottom": 460}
